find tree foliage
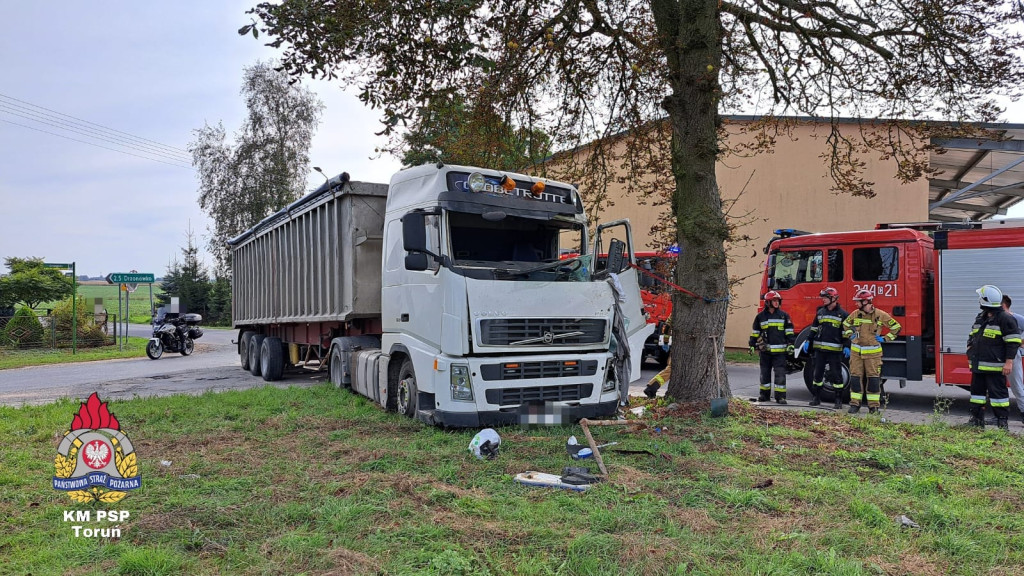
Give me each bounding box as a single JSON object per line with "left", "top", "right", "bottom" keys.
{"left": 0, "top": 257, "right": 74, "bottom": 310}
{"left": 190, "top": 60, "right": 324, "bottom": 270}
{"left": 401, "top": 93, "right": 552, "bottom": 170}
{"left": 244, "top": 0, "right": 1024, "bottom": 401}
{"left": 158, "top": 229, "right": 212, "bottom": 319}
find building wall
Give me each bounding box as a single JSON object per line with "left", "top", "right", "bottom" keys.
{"left": 581, "top": 119, "right": 930, "bottom": 348}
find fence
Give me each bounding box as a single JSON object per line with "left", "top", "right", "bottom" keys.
{"left": 0, "top": 311, "right": 118, "bottom": 351}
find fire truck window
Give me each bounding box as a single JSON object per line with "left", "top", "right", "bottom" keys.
{"left": 853, "top": 247, "right": 899, "bottom": 281}
{"left": 769, "top": 250, "right": 822, "bottom": 289}
{"left": 828, "top": 249, "right": 844, "bottom": 282}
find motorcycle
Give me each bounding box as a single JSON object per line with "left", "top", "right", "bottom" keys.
{"left": 146, "top": 310, "right": 203, "bottom": 360}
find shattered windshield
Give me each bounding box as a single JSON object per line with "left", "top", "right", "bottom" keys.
{"left": 447, "top": 212, "right": 590, "bottom": 281}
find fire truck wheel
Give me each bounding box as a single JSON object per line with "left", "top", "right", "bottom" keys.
{"left": 803, "top": 361, "right": 850, "bottom": 402}
{"left": 240, "top": 331, "right": 254, "bottom": 370}
{"left": 248, "top": 335, "right": 266, "bottom": 377}
{"left": 396, "top": 358, "right": 419, "bottom": 418}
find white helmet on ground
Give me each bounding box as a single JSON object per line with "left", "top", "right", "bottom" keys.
{"left": 977, "top": 285, "right": 1003, "bottom": 308}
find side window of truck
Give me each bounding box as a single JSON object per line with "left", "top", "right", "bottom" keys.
{"left": 828, "top": 249, "right": 844, "bottom": 282}
{"left": 853, "top": 247, "right": 898, "bottom": 281}
{"left": 424, "top": 214, "right": 441, "bottom": 272}
{"left": 770, "top": 250, "right": 822, "bottom": 289}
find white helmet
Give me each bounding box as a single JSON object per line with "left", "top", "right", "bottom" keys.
{"left": 977, "top": 285, "right": 1003, "bottom": 308}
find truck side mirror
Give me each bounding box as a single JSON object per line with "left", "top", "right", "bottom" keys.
{"left": 405, "top": 253, "right": 429, "bottom": 271}
{"left": 402, "top": 212, "right": 427, "bottom": 253}
{"left": 607, "top": 239, "right": 626, "bottom": 274}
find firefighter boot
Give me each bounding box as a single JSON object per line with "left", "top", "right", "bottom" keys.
{"left": 966, "top": 406, "right": 985, "bottom": 428}
{"left": 775, "top": 393, "right": 787, "bottom": 405}
{"left": 808, "top": 384, "right": 821, "bottom": 406}
{"left": 997, "top": 417, "right": 1009, "bottom": 430}
{"left": 834, "top": 394, "right": 844, "bottom": 410}
{"left": 758, "top": 388, "right": 771, "bottom": 402}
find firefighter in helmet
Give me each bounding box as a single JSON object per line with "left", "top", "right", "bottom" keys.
{"left": 749, "top": 290, "right": 796, "bottom": 404}
{"left": 965, "top": 285, "right": 1021, "bottom": 429}
{"left": 841, "top": 290, "right": 902, "bottom": 413}
{"left": 803, "top": 286, "right": 850, "bottom": 409}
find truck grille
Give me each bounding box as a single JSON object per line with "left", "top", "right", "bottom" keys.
{"left": 480, "top": 360, "right": 599, "bottom": 381}
{"left": 479, "top": 319, "right": 606, "bottom": 346}
{"left": 485, "top": 384, "right": 594, "bottom": 406}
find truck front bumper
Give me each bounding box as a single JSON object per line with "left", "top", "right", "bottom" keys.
{"left": 418, "top": 399, "right": 618, "bottom": 428}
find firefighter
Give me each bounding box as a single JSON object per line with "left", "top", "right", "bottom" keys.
{"left": 842, "top": 290, "right": 902, "bottom": 414}
{"left": 803, "top": 286, "right": 850, "bottom": 409}
{"left": 644, "top": 320, "right": 671, "bottom": 399}
{"left": 965, "top": 285, "right": 1021, "bottom": 429}
{"left": 748, "top": 290, "right": 796, "bottom": 404}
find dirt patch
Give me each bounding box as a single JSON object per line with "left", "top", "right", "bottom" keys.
{"left": 868, "top": 552, "right": 947, "bottom": 576}
{"left": 315, "top": 546, "right": 380, "bottom": 576}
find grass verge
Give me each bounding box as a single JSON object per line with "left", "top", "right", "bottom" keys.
{"left": 0, "top": 337, "right": 150, "bottom": 370}
{"left": 2, "top": 385, "right": 1022, "bottom": 575}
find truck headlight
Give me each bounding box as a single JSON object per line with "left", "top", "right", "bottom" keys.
{"left": 602, "top": 368, "right": 617, "bottom": 392}
{"left": 451, "top": 365, "right": 474, "bottom": 401}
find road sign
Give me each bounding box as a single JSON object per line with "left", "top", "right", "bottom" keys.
{"left": 105, "top": 273, "right": 155, "bottom": 284}
{"left": 43, "top": 262, "right": 74, "bottom": 269}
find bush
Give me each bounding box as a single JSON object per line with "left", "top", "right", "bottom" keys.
{"left": 52, "top": 297, "right": 107, "bottom": 348}
{"left": 2, "top": 307, "right": 45, "bottom": 348}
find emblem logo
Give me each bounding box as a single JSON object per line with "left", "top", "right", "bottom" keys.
{"left": 53, "top": 393, "right": 141, "bottom": 503}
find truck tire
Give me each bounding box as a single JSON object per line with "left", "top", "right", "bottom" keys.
{"left": 240, "top": 331, "right": 254, "bottom": 370}
{"left": 260, "top": 337, "right": 284, "bottom": 381}
{"left": 803, "top": 358, "right": 851, "bottom": 402}
{"left": 396, "top": 358, "right": 418, "bottom": 418}
{"left": 248, "top": 334, "right": 266, "bottom": 377}
{"left": 329, "top": 346, "right": 345, "bottom": 388}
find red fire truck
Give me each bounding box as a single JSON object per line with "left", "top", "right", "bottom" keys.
{"left": 759, "top": 221, "right": 1024, "bottom": 400}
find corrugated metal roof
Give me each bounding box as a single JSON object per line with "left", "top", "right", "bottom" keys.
{"left": 929, "top": 126, "right": 1024, "bottom": 222}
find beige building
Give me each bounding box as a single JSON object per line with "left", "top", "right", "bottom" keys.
{"left": 563, "top": 117, "right": 1024, "bottom": 348}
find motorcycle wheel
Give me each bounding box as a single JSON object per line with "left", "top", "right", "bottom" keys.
{"left": 146, "top": 340, "right": 163, "bottom": 360}
{"left": 181, "top": 338, "right": 194, "bottom": 356}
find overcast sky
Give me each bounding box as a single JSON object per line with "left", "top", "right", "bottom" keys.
{"left": 2, "top": 3, "right": 1024, "bottom": 280}
{"left": 0, "top": 1, "right": 400, "bottom": 278}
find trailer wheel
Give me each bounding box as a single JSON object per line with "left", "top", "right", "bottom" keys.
{"left": 261, "top": 337, "right": 284, "bottom": 381}
{"left": 248, "top": 334, "right": 266, "bottom": 377}
{"left": 329, "top": 347, "right": 345, "bottom": 388}
{"left": 396, "top": 358, "right": 418, "bottom": 418}
{"left": 240, "top": 331, "right": 254, "bottom": 370}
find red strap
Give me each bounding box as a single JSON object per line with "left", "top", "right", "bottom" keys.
{"left": 627, "top": 262, "right": 700, "bottom": 299}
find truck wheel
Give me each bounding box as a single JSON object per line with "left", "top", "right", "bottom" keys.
{"left": 260, "top": 337, "right": 284, "bottom": 381}
{"left": 248, "top": 334, "right": 266, "bottom": 376}
{"left": 329, "top": 347, "right": 345, "bottom": 388}
{"left": 146, "top": 340, "right": 163, "bottom": 360}
{"left": 803, "top": 358, "right": 850, "bottom": 402}
{"left": 396, "top": 358, "right": 418, "bottom": 418}
{"left": 240, "top": 331, "right": 254, "bottom": 370}
{"left": 181, "top": 338, "right": 195, "bottom": 356}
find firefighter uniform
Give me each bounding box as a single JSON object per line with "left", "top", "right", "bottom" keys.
{"left": 749, "top": 307, "right": 796, "bottom": 403}
{"left": 808, "top": 303, "right": 849, "bottom": 408}
{"left": 842, "top": 308, "right": 901, "bottom": 409}
{"left": 967, "top": 307, "right": 1021, "bottom": 427}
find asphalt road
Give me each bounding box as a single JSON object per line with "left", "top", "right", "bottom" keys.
{"left": 2, "top": 333, "right": 1020, "bottom": 432}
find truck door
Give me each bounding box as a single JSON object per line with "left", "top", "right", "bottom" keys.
{"left": 593, "top": 220, "right": 656, "bottom": 381}
{"left": 765, "top": 248, "right": 825, "bottom": 335}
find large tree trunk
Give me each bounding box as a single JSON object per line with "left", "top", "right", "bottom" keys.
{"left": 653, "top": 0, "right": 729, "bottom": 402}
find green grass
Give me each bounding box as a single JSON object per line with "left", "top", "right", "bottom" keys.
{"left": 38, "top": 283, "right": 165, "bottom": 324}
{"left": 2, "top": 386, "right": 1023, "bottom": 575}
{"left": 0, "top": 337, "right": 150, "bottom": 370}
{"left": 725, "top": 349, "right": 758, "bottom": 364}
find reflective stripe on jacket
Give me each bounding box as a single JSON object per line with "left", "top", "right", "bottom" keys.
{"left": 809, "top": 305, "right": 849, "bottom": 352}
{"left": 968, "top": 309, "right": 1022, "bottom": 373}
{"left": 842, "top": 308, "right": 901, "bottom": 349}
{"left": 750, "top": 308, "right": 796, "bottom": 353}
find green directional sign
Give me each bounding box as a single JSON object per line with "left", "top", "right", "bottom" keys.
{"left": 43, "top": 262, "right": 74, "bottom": 269}
{"left": 106, "top": 273, "right": 155, "bottom": 284}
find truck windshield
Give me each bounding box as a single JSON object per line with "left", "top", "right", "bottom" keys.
{"left": 767, "top": 250, "right": 822, "bottom": 290}
{"left": 447, "top": 211, "right": 589, "bottom": 281}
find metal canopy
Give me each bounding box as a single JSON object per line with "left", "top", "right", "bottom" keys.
{"left": 929, "top": 126, "right": 1024, "bottom": 222}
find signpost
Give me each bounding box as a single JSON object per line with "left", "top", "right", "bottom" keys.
{"left": 44, "top": 262, "right": 76, "bottom": 353}
{"left": 106, "top": 271, "right": 156, "bottom": 350}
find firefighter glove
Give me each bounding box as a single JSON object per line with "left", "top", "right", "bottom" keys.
{"left": 843, "top": 347, "right": 851, "bottom": 359}
{"left": 876, "top": 335, "right": 885, "bottom": 343}
{"left": 786, "top": 344, "right": 795, "bottom": 353}
{"left": 748, "top": 346, "right": 756, "bottom": 355}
